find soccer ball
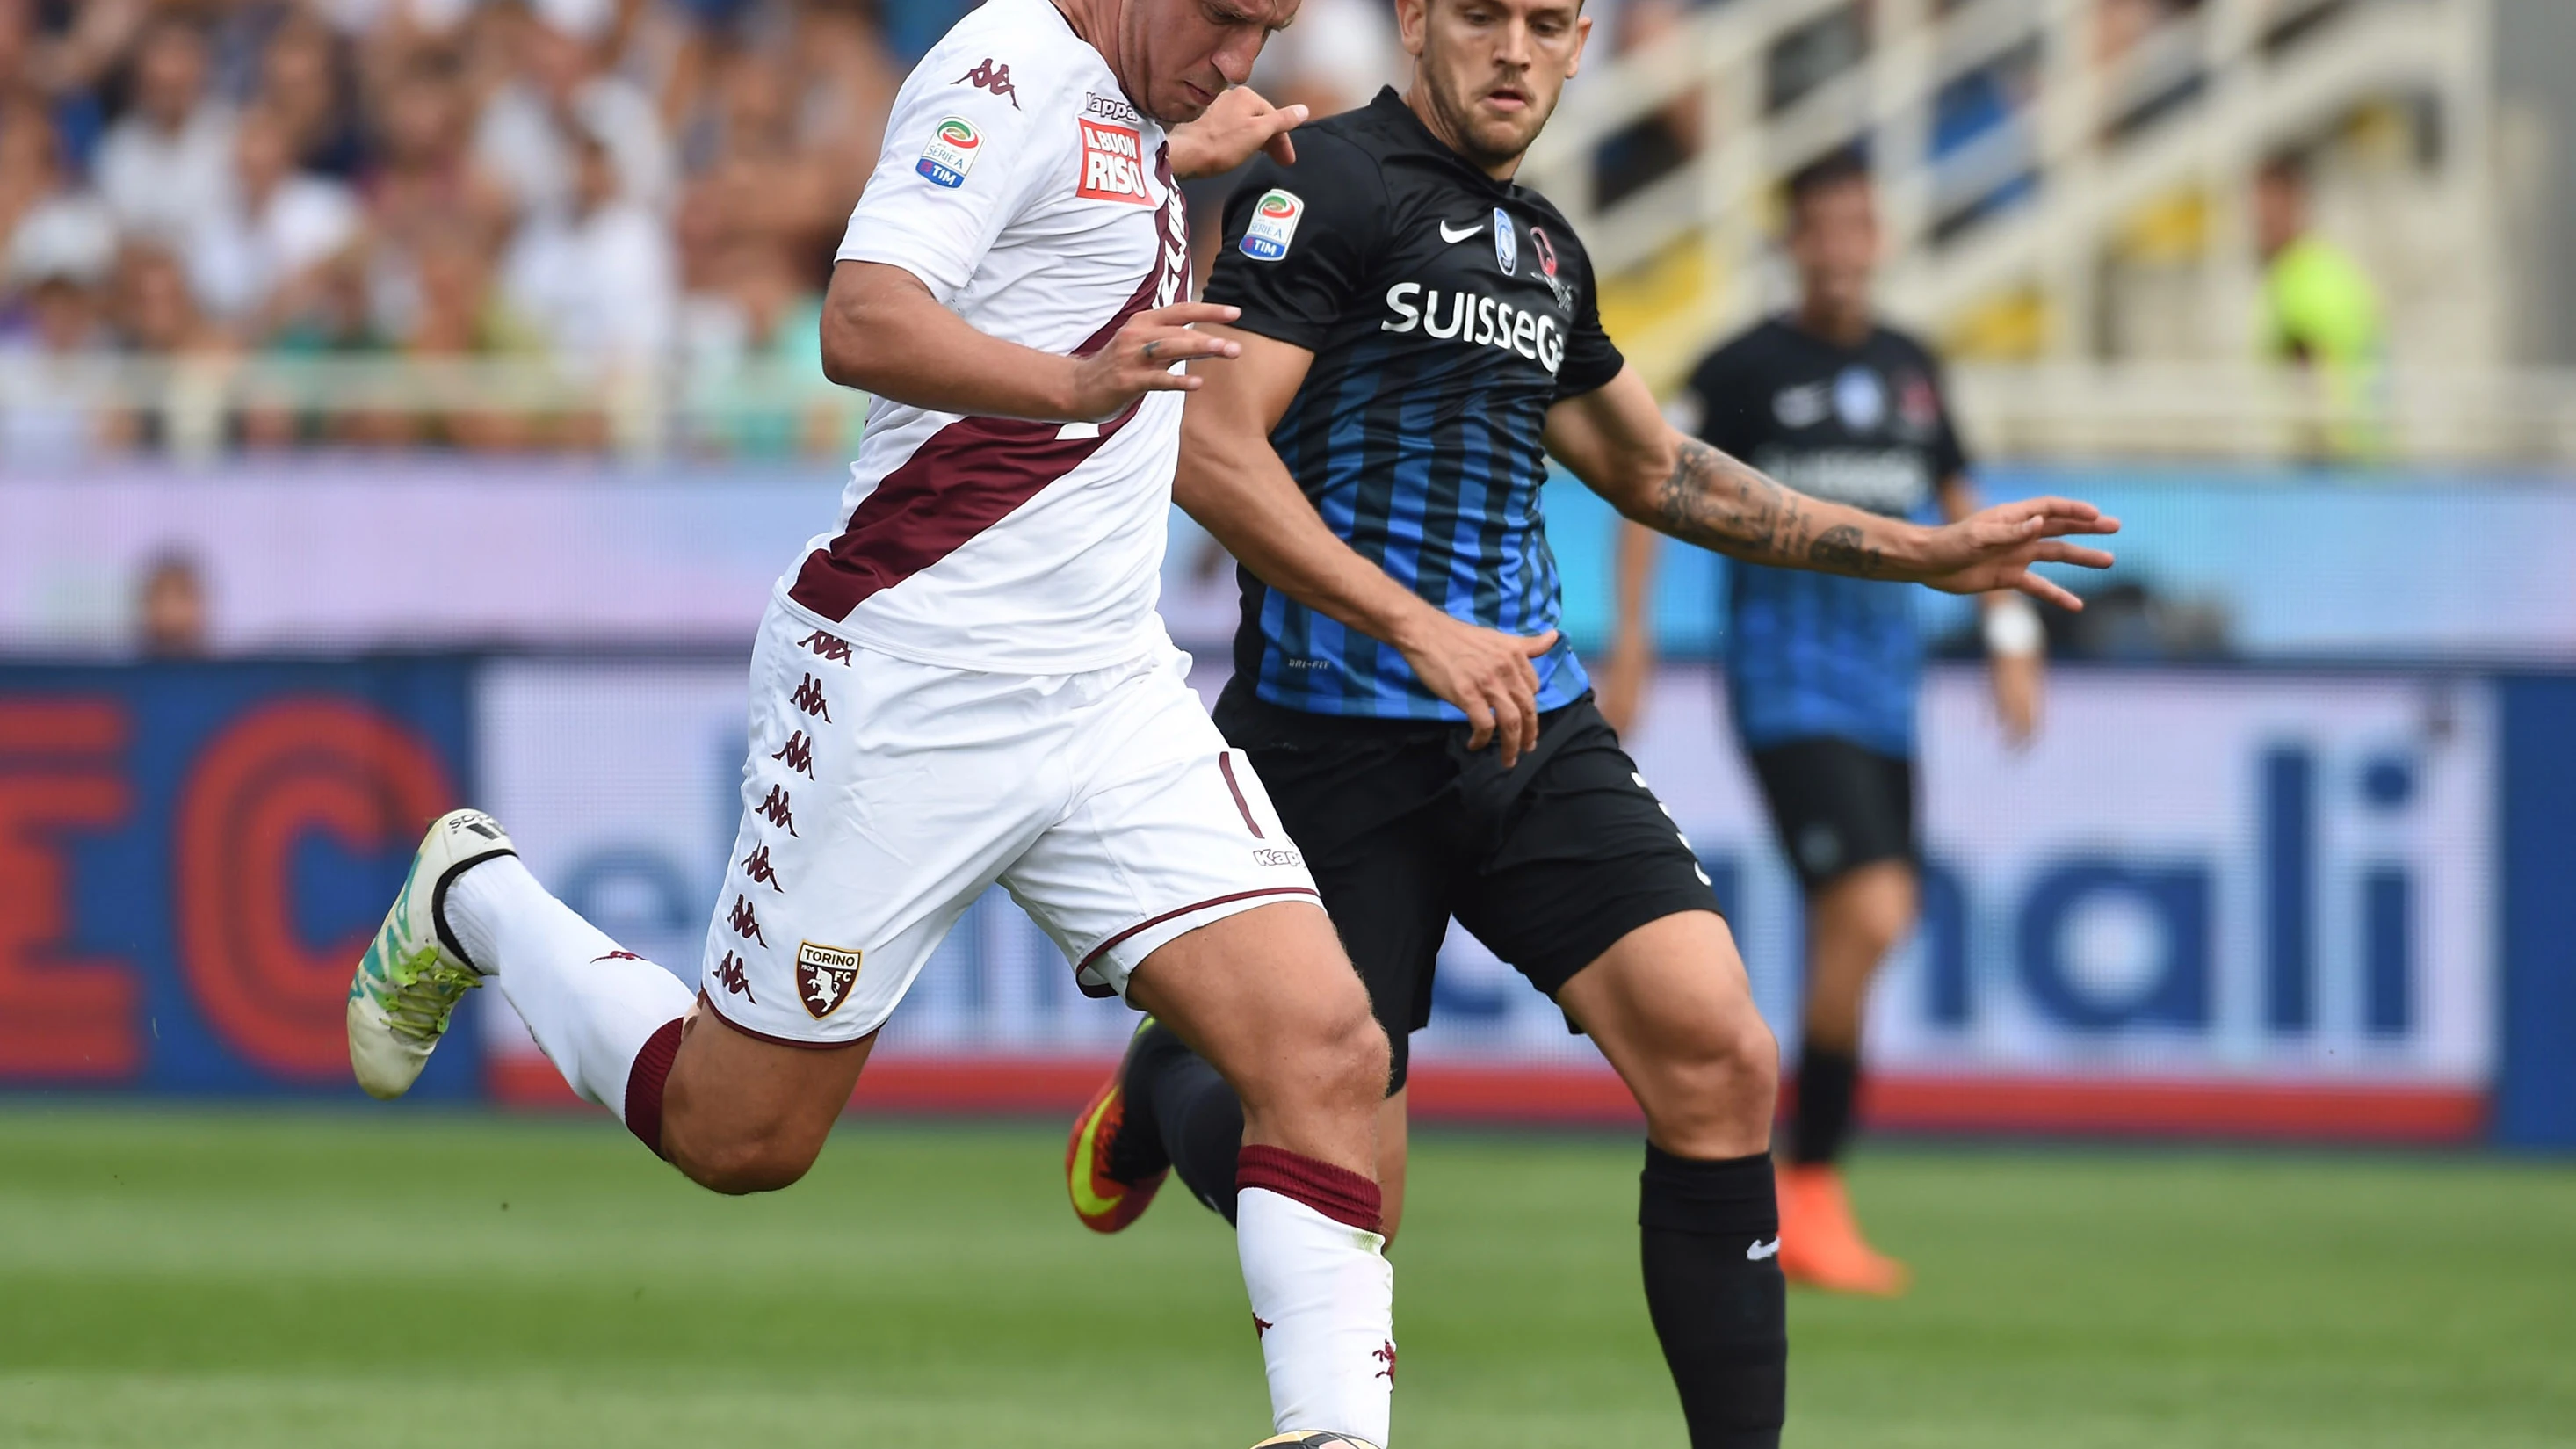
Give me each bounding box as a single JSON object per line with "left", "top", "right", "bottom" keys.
{"left": 1250, "top": 1436, "right": 1381, "bottom": 1449}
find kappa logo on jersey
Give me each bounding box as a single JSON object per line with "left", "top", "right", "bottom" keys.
{"left": 740, "top": 844, "right": 783, "bottom": 892}
{"left": 592, "top": 951, "right": 646, "bottom": 964}
{"left": 1239, "top": 188, "right": 1303, "bottom": 261}
{"left": 1083, "top": 91, "right": 1144, "bottom": 126}
{"left": 712, "top": 951, "right": 756, "bottom": 1003}
{"left": 916, "top": 116, "right": 980, "bottom": 189}
{"left": 795, "top": 941, "right": 865, "bottom": 1019}
{"left": 1373, "top": 1340, "right": 1399, "bottom": 1381}
{"left": 1381, "top": 281, "right": 1567, "bottom": 373}
{"left": 771, "top": 730, "right": 816, "bottom": 778}
{"left": 1493, "top": 207, "right": 1518, "bottom": 276}
{"left": 1076, "top": 119, "right": 1153, "bottom": 204}
{"left": 955, "top": 58, "right": 1018, "bottom": 108}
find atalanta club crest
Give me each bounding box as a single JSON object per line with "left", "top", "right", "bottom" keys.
{"left": 795, "top": 941, "right": 864, "bottom": 1019}
{"left": 1493, "top": 207, "right": 1517, "bottom": 276}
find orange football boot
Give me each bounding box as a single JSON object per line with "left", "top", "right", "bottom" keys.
{"left": 1776, "top": 1163, "right": 1910, "bottom": 1296}
{"left": 1064, "top": 1018, "right": 1171, "bottom": 1233}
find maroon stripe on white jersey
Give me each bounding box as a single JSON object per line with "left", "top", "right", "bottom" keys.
{"left": 791, "top": 149, "right": 1187, "bottom": 623}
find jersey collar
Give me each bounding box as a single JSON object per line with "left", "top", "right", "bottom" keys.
{"left": 1368, "top": 86, "right": 1523, "bottom": 200}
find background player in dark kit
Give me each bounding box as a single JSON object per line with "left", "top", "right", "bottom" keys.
{"left": 1064, "top": 3, "right": 2115, "bottom": 1445}
{"left": 1601, "top": 151, "right": 2047, "bottom": 1299}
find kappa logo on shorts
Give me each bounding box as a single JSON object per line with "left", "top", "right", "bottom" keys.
{"left": 712, "top": 951, "right": 756, "bottom": 1003}
{"left": 795, "top": 941, "right": 865, "bottom": 1019}
{"left": 790, "top": 674, "right": 832, "bottom": 720}
{"left": 757, "top": 784, "right": 799, "bottom": 836}
{"left": 1251, "top": 847, "right": 1304, "bottom": 868}
{"left": 1076, "top": 119, "right": 1153, "bottom": 205}
{"left": 795, "top": 629, "right": 852, "bottom": 665}
{"left": 740, "top": 844, "right": 784, "bottom": 892}
{"left": 728, "top": 895, "right": 769, "bottom": 945}
{"left": 771, "top": 731, "right": 816, "bottom": 778}
{"left": 1373, "top": 1340, "right": 1399, "bottom": 1381}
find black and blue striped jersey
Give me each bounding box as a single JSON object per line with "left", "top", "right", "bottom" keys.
{"left": 1202, "top": 89, "right": 1625, "bottom": 721}
{"left": 1686, "top": 318, "right": 1971, "bottom": 757}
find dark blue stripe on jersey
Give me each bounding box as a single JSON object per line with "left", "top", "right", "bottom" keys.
{"left": 1253, "top": 338, "right": 1588, "bottom": 718}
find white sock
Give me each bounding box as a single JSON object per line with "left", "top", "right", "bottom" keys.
{"left": 1236, "top": 1148, "right": 1397, "bottom": 1446}
{"left": 445, "top": 854, "right": 693, "bottom": 1120}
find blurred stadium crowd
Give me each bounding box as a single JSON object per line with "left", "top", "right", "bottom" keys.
{"left": 0, "top": 0, "right": 2518, "bottom": 464}
{"left": 0, "top": 0, "right": 1410, "bottom": 454}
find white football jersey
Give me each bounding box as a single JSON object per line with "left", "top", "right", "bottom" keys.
{"left": 785, "top": 0, "right": 1190, "bottom": 673}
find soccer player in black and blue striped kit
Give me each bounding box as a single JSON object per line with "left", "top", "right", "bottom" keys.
{"left": 1603, "top": 153, "right": 2044, "bottom": 1298}
{"left": 1065, "top": 3, "right": 2114, "bottom": 1444}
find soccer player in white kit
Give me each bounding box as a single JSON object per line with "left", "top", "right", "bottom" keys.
{"left": 343, "top": 2, "right": 1403, "bottom": 1443}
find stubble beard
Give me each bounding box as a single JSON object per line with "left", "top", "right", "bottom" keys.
{"left": 1430, "top": 74, "right": 1545, "bottom": 174}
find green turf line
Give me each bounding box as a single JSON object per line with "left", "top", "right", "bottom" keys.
{"left": 1, "top": 1107, "right": 2569, "bottom": 1448}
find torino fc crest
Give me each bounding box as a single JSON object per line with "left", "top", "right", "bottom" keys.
{"left": 796, "top": 941, "right": 864, "bottom": 1019}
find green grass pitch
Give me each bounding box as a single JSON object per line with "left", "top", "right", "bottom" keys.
{"left": 2, "top": 1106, "right": 2570, "bottom": 1448}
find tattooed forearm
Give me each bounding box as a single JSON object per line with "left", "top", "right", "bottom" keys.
{"left": 1650, "top": 438, "right": 1892, "bottom": 577}
{"left": 1805, "top": 524, "right": 1885, "bottom": 576}
{"left": 1653, "top": 438, "right": 1795, "bottom": 554}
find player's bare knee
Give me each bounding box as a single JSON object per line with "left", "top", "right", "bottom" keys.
{"left": 679, "top": 1141, "right": 815, "bottom": 1196}
{"left": 1331, "top": 1011, "right": 1393, "bottom": 1108}
{"left": 1645, "top": 1009, "right": 1778, "bottom": 1142}
{"left": 668, "top": 1125, "right": 820, "bottom": 1196}
{"left": 1318, "top": 967, "right": 1393, "bottom": 1091}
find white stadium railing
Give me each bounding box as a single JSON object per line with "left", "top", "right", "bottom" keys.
{"left": 6, "top": 351, "right": 2576, "bottom": 466}
{"left": 1522, "top": 0, "right": 2503, "bottom": 395}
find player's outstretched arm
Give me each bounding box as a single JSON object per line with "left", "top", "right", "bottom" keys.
{"left": 1176, "top": 323, "right": 1559, "bottom": 765}
{"left": 1169, "top": 85, "right": 1307, "bottom": 178}
{"left": 820, "top": 261, "right": 1242, "bottom": 424}
{"left": 1547, "top": 366, "right": 2120, "bottom": 609}
{"left": 1598, "top": 519, "right": 1660, "bottom": 738}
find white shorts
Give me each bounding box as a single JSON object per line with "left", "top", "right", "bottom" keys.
{"left": 696, "top": 592, "right": 1321, "bottom": 1046}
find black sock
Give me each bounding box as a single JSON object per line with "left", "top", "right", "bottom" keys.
{"left": 1791, "top": 1046, "right": 1858, "bottom": 1166}
{"left": 1125, "top": 1023, "right": 1248, "bottom": 1222}
{"left": 1639, "top": 1146, "right": 1787, "bottom": 1449}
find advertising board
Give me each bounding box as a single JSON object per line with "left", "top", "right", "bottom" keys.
{"left": 0, "top": 660, "right": 478, "bottom": 1097}
{"left": 475, "top": 657, "right": 2495, "bottom": 1140}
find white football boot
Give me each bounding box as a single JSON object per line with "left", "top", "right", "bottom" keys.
{"left": 347, "top": 808, "right": 517, "bottom": 1099}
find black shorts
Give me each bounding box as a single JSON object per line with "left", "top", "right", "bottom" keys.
{"left": 1746, "top": 737, "right": 1917, "bottom": 895}
{"left": 1215, "top": 682, "right": 1723, "bottom": 1091}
